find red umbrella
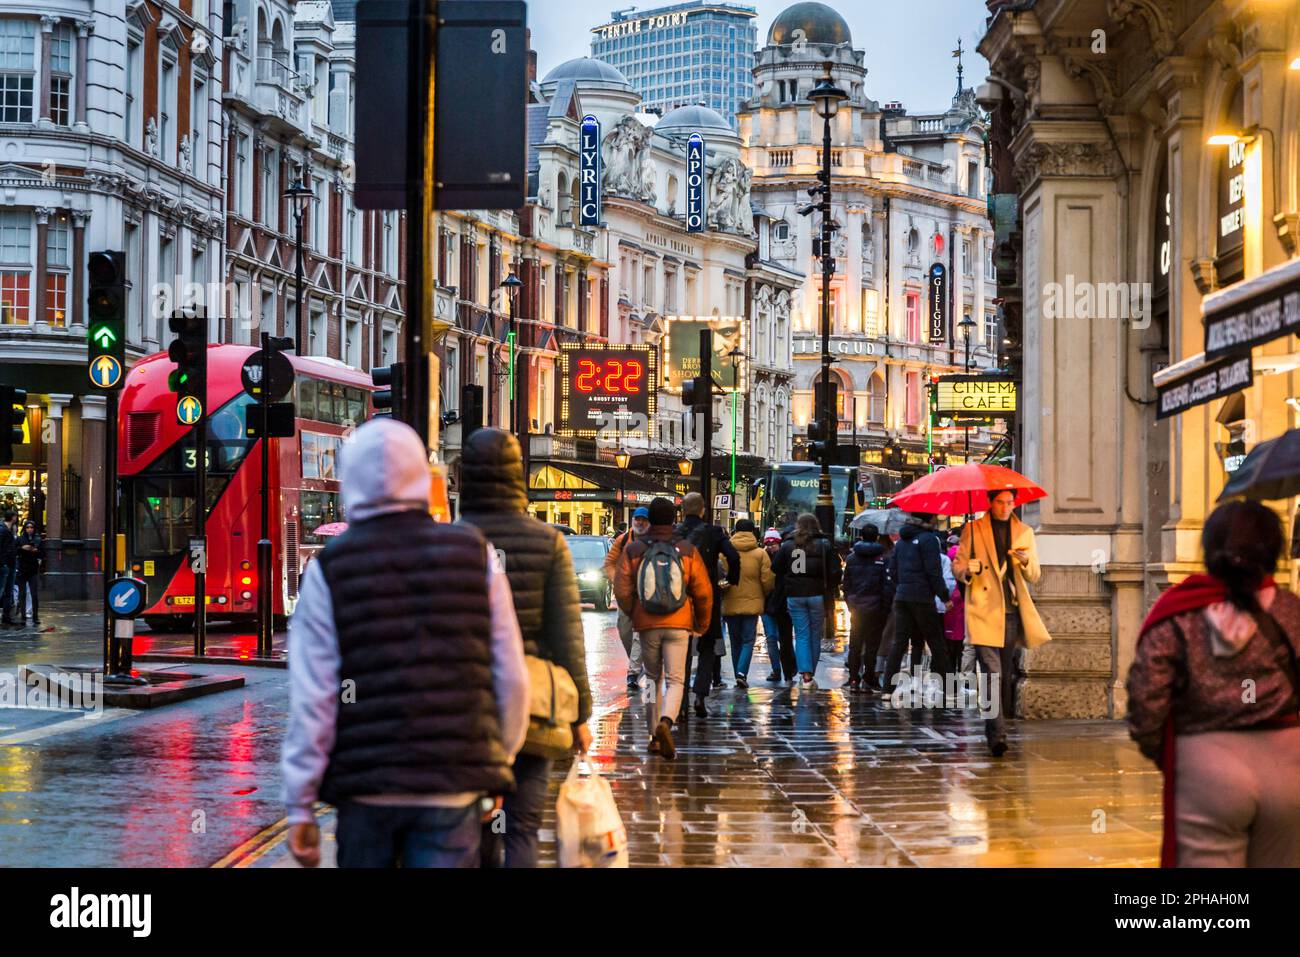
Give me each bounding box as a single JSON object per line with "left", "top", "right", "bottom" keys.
{"left": 890, "top": 463, "right": 1046, "bottom": 517}
{"left": 312, "top": 521, "right": 349, "bottom": 537}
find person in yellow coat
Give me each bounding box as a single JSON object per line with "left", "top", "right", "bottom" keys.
{"left": 952, "top": 489, "right": 1052, "bottom": 756}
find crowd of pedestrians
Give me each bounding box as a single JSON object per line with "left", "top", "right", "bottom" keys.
{"left": 280, "top": 420, "right": 1297, "bottom": 868}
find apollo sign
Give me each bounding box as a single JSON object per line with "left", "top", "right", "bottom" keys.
{"left": 686, "top": 133, "right": 705, "bottom": 233}
{"left": 580, "top": 114, "right": 601, "bottom": 227}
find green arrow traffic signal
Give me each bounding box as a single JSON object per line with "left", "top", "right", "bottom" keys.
{"left": 92, "top": 325, "right": 118, "bottom": 349}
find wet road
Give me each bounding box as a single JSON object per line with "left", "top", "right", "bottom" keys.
{"left": 0, "top": 601, "right": 1162, "bottom": 867}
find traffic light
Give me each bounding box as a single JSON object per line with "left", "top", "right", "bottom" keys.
{"left": 461, "top": 383, "right": 484, "bottom": 438}
{"left": 371, "top": 362, "right": 406, "bottom": 419}
{"left": 245, "top": 402, "right": 297, "bottom": 439}
{"left": 807, "top": 419, "right": 830, "bottom": 466}
{"left": 681, "top": 375, "right": 710, "bottom": 413}
{"left": 0, "top": 386, "right": 26, "bottom": 466}
{"left": 167, "top": 311, "right": 208, "bottom": 426}
{"left": 87, "top": 251, "right": 127, "bottom": 390}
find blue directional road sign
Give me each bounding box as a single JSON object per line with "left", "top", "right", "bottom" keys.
{"left": 177, "top": 394, "right": 203, "bottom": 425}
{"left": 89, "top": 355, "right": 123, "bottom": 389}
{"left": 107, "top": 577, "right": 148, "bottom": 619}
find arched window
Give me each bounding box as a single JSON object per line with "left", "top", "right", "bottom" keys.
{"left": 556, "top": 171, "right": 571, "bottom": 222}
{"left": 666, "top": 174, "right": 679, "bottom": 213}
{"left": 867, "top": 372, "right": 886, "bottom": 425}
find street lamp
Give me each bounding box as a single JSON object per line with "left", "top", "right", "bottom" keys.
{"left": 728, "top": 344, "right": 743, "bottom": 497}
{"left": 959, "top": 312, "right": 977, "bottom": 459}
{"left": 811, "top": 63, "right": 847, "bottom": 542}
{"left": 615, "top": 448, "right": 631, "bottom": 528}
{"left": 283, "top": 176, "right": 314, "bottom": 354}
{"left": 677, "top": 455, "right": 692, "bottom": 477}
{"left": 501, "top": 272, "right": 523, "bottom": 435}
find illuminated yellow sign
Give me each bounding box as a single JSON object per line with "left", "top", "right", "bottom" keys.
{"left": 934, "top": 378, "right": 1017, "bottom": 415}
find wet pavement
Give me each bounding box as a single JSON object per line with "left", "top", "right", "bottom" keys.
{"left": 1, "top": 601, "right": 1163, "bottom": 867}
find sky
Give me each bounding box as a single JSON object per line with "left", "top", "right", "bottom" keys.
{"left": 528, "top": 0, "right": 993, "bottom": 116}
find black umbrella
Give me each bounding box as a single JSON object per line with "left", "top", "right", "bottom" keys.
{"left": 1217, "top": 429, "right": 1300, "bottom": 501}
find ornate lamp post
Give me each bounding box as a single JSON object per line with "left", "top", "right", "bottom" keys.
{"left": 810, "top": 65, "right": 847, "bottom": 541}
{"left": 283, "top": 176, "right": 314, "bottom": 354}
{"left": 500, "top": 272, "right": 523, "bottom": 435}
{"left": 615, "top": 448, "right": 631, "bottom": 528}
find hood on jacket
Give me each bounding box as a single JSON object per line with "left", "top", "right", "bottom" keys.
{"left": 731, "top": 530, "right": 760, "bottom": 552}
{"left": 459, "top": 427, "right": 528, "bottom": 514}
{"left": 899, "top": 522, "right": 924, "bottom": 542}
{"left": 1204, "top": 586, "right": 1278, "bottom": 657}
{"left": 340, "top": 419, "right": 430, "bottom": 523}
{"left": 851, "top": 541, "right": 885, "bottom": 560}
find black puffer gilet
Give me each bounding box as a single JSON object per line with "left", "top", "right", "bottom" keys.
{"left": 316, "top": 510, "right": 514, "bottom": 801}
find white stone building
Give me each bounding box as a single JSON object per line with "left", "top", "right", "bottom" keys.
{"left": 740, "top": 2, "right": 999, "bottom": 481}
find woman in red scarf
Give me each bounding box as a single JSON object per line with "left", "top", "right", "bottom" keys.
{"left": 1128, "top": 500, "right": 1300, "bottom": 867}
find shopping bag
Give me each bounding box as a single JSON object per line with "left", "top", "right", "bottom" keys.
{"left": 555, "top": 759, "right": 628, "bottom": 868}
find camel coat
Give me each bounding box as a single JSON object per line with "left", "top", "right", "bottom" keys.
{"left": 952, "top": 514, "right": 1051, "bottom": 649}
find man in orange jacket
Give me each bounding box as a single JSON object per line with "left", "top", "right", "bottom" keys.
{"left": 614, "top": 497, "right": 712, "bottom": 759}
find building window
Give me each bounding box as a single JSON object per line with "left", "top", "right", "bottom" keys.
{"left": 984, "top": 310, "right": 997, "bottom": 349}
{"left": 235, "top": 132, "right": 251, "bottom": 217}
{"left": 125, "top": 32, "right": 141, "bottom": 146}
{"left": 867, "top": 374, "right": 885, "bottom": 424}
{"left": 159, "top": 48, "right": 178, "bottom": 162}
{"left": 905, "top": 371, "right": 920, "bottom": 427}
{"left": 860, "top": 287, "right": 878, "bottom": 336}
{"left": 0, "top": 270, "right": 29, "bottom": 323}
{"left": 905, "top": 292, "right": 920, "bottom": 342}
{"left": 773, "top": 220, "right": 789, "bottom": 241}
{"left": 45, "top": 213, "right": 70, "bottom": 325}
{"left": 0, "top": 20, "right": 36, "bottom": 124}
{"left": 0, "top": 210, "right": 31, "bottom": 324}
{"left": 261, "top": 146, "right": 277, "bottom": 227}
{"left": 191, "top": 70, "right": 208, "bottom": 178}
{"left": 49, "top": 24, "right": 72, "bottom": 126}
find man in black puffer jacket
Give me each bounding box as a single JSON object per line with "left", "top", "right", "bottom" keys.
{"left": 842, "top": 524, "right": 892, "bottom": 692}
{"left": 884, "top": 513, "right": 952, "bottom": 690}
{"left": 458, "top": 427, "right": 592, "bottom": 868}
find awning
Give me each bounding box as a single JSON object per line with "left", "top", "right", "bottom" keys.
{"left": 1153, "top": 351, "right": 1254, "bottom": 420}
{"left": 1203, "top": 255, "right": 1300, "bottom": 359}
{"left": 530, "top": 460, "right": 682, "bottom": 504}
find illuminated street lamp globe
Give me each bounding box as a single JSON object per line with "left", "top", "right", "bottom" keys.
{"left": 615, "top": 449, "right": 631, "bottom": 470}
{"left": 677, "top": 456, "right": 692, "bottom": 476}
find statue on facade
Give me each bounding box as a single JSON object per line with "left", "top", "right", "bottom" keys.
{"left": 145, "top": 116, "right": 160, "bottom": 157}
{"left": 602, "top": 115, "right": 653, "bottom": 201}
{"left": 708, "top": 158, "right": 753, "bottom": 234}
{"left": 179, "top": 134, "right": 192, "bottom": 174}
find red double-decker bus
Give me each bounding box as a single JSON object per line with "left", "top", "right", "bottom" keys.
{"left": 117, "top": 345, "right": 373, "bottom": 628}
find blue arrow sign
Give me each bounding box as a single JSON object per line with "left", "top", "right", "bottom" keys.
{"left": 177, "top": 395, "right": 203, "bottom": 425}
{"left": 107, "top": 577, "right": 147, "bottom": 619}
{"left": 89, "top": 355, "right": 123, "bottom": 389}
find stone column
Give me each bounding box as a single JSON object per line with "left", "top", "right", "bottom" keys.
{"left": 74, "top": 20, "right": 92, "bottom": 130}
{"left": 70, "top": 209, "right": 89, "bottom": 331}
{"left": 34, "top": 207, "right": 52, "bottom": 327}
{"left": 78, "top": 394, "right": 108, "bottom": 544}
{"left": 44, "top": 394, "right": 72, "bottom": 543}
{"left": 38, "top": 16, "right": 57, "bottom": 127}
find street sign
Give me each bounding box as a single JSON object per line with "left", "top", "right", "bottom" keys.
{"left": 177, "top": 395, "right": 203, "bottom": 425}
{"left": 714, "top": 493, "right": 732, "bottom": 510}
{"left": 241, "top": 350, "right": 294, "bottom": 401}
{"left": 107, "top": 577, "right": 148, "bottom": 619}
{"left": 88, "top": 355, "right": 123, "bottom": 389}
{"left": 188, "top": 537, "right": 206, "bottom": 575}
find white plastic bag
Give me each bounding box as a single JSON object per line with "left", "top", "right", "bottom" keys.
{"left": 556, "top": 759, "right": 628, "bottom": 868}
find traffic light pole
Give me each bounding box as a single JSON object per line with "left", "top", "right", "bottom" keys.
{"left": 699, "top": 328, "right": 713, "bottom": 526}
{"left": 193, "top": 410, "right": 207, "bottom": 658}
{"left": 257, "top": 332, "right": 274, "bottom": 659}
{"left": 103, "top": 389, "right": 117, "bottom": 675}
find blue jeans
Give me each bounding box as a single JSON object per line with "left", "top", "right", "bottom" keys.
{"left": 787, "top": 595, "right": 825, "bottom": 676}
{"left": 502, "top": 752, "right": 552, "bottom": 868}
{"left": 724, "top": 615, "right": 758, "bottom": 678}
{"left": 335, "top": 800, "right": 482, "bottom": 868}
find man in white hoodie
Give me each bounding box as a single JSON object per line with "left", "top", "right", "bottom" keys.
{"left": 281, "top": 418, "right": 529, "bottom": 868}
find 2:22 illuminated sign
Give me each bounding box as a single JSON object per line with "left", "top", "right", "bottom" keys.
{"left": 574, "top": 356, "right": 644, "bottom": 395}
{"left": 559, "top": 344, "right": 658, "bottom": 437}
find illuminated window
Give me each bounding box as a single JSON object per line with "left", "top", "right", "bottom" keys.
{"left": 44, "top": 272, "right": 67, "bottom": 325}
{"left": 905, "top": 292, "right": 920, "bottom": 342}
{"left": 0, "top": 270, "right": 30, "bottom": 324}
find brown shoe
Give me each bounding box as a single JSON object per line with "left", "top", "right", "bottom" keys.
{"left": 653, "top": 718, "right": 676, "bottom": 760}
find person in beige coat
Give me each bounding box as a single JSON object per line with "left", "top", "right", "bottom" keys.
{"left": 952, "top": 489, "right": 1052, "bottom": 756}
{"left": 721, "top": 519, "right": 776, "bottom": 688}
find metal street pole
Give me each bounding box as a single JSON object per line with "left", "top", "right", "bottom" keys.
{"left": 294, "top": 204, "right": 305, "bottom": 354}
{"left": 193, "top": 406, "right": 207, "bottom": 657}
{"left": 257, "top": 332, "right": 273, "bottom": 659}
{"left": 699, "top": 327, "right": 713, "bottom": 526}
{"left": 102, "top": 390, "right": 117, "bottom": 673}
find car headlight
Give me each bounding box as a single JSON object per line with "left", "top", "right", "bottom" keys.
{"left": 579, "top": 571, "right": 601, "bottom": 582}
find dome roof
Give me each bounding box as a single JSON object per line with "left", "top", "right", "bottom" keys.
{"left": 655, "top": 103, "right": 734, "bottom": 134}
{"left": 540, "top": 56, "right": 632, "bottom": 89}
{"left": 767, "top": 2, "right": 852, "bottom": 47}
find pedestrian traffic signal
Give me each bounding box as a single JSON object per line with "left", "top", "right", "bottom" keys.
{"left": 167, "top": 311, "right": 208, "bottom": 426}
{"left": 681, "top": 375, "right": 710, "bottom": 413}
{"left": 0, "top": 386, "right": 26, "bottom": 466}
{"left": 87, "top": 251, "right": 127, "bottom": 390}
{"left": 371, "top": 362, "right": 406, "bottom": 419}
{"left": 245, "top": 402, "right": 297, "bottom": 439}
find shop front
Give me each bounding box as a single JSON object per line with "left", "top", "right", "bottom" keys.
{"left": 530, "top": 460, "right": 682, "bottom": 535}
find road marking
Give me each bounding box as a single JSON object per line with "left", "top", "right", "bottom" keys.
{"left": 0, "top": 708, "right": 135, "bottom": 745}
{"left": 212, "top": 805, "right": 333, "bottom": 868}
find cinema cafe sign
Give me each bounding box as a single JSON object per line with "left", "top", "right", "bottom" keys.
{"left": 933, "top": 376, "right": 1017, "bottom": 417}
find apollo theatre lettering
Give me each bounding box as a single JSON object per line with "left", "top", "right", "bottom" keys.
{"left": 686, "top": 133, "right": 705, "bottom": 233}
